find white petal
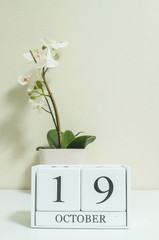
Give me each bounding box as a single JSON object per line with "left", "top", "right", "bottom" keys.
{"left": 29, "top": 96, "right": 46, "bottom": 116}
{"left": 45, "top": 47, "right": 59, "bottom": 68}
{"left": 51, "top": 42, "right": 59, "bottom": 50}
{"left": 29, "top": 98, "right": 34, "bottom": 104}
{"left": 51, "top": 42, "right": 68, "bottom": 49}
{"left": 29, "top": 96, "right": 45, "bottom": 108}
{"left": 46, "top": 57, "right": 58, "bottom": 68}
{"left": 29, "top": 68, "right": 41, "bottom": 80}
{"left": 57, "top": 42, "right": 68, "bottom": 48}
{"left": 17, "top": 75, "right": 24, "bottom": 85}
{"left": 36, "top": 59, "right": 46, "bottom": 69}
{"left": 17, "top": 74, "right": 29, "bottom": 85}
{"left": 27, "top": 69, "right": 40, "bottom": 91}
{"left": 23, "top": 52, "right": 33, "bottom": 61}
{"left": 27, "top": 81, "right": 35, "bottom": 92}
{"left": 41, "top": 37, "right": 55, "bottom": 47}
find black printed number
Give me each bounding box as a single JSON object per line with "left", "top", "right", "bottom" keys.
{"left": 53, "top": 176, "right": 64, "bottom": 202}
{"left": 94, "top": 176, "right": 114, "bottom": 204}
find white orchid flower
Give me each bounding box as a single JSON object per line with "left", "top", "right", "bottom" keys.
{"left": 23, "top": 48, "right": 58, "bottom": 69}
{"left": 17, "top": 74, "right": 30, "bottom": 85}
{"left": 22, "top": 38, "right": 68, "bottom": 70}
{"left": 17, "top": 68, "right": 41, "bottom": 92}
{"left": 23, "top": 49, "right": 44, "bottom": 63}
{"left": 41, "top": 37, "right": 68, "bottom": 50}
{"left": 40, "top": 37, "right": 68, "bottom": 68}
{"left": 23, "top": 49, "right": 46, "bottom": 68}
{"left": 29, "top": 97, "right": 46, "bottom": 114}
{"left": 17, "top": 74, "right": 35, "bottom": 91}
{"left": 37, "top": 47, "right": 59, "bottom": 69}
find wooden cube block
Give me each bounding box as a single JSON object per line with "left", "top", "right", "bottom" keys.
{"left": 81, "top": 166, "right": 126, "bottom": 211}
{"left": 31, "top": 165, "right": 130, "bottom": 228}
{"left": 36, "top": 167, "right": 81, "bottom": 211}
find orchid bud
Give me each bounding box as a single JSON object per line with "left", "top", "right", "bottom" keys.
{"left": 30, "top": 96, "right": 36, "bottom": 100}
{"left": 36, "top": 81, "right": 43, "bottom": 89}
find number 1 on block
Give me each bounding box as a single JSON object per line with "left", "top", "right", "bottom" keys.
{"left": 53, "top": 176, "right": 64, "bottom": 203}
{"left": 36, "top": 167, "right": 81, "bottom": 211}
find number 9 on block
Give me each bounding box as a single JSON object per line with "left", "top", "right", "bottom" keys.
{"left": 81, "top": 167, "right": 126, "bottom": 211}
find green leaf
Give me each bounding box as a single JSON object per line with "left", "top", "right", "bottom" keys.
{"left": 75, "top": 131, "right": 84, "bottom": 137}
{"left": 42, "top": 45, "right": 46, "bottom": 50}
{"left": 66, "top": 135, "right": 96, "bottom": 149}
{"left": 62, "top": 130, "right": 75, "bottom": 148}
{"left": 47, "top": 129, "right": 59, "bottom": 148}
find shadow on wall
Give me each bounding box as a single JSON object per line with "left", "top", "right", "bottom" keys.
{"left": 0, "top": 85, "right": 32, "bottom": 160}
{"left": 0, "top": 86, "right": 28, "bottom": 158}
{"left": 0, "top": 84, "right": 39, "bottom": 189}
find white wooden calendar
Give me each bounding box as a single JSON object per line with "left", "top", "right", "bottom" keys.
{"left": 31, "top": 165, "right": 130, "bottom": 229}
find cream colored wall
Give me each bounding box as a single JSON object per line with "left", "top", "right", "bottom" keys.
{"left": 0, "top": 0, "right": 159, "bottom": 189}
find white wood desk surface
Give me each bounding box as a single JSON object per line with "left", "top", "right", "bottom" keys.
{"left": 0, "top": 190, "right": 159, "bottom": 240}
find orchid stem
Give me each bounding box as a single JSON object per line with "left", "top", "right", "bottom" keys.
{"left": 30, "top": 50, "right": 37, "bottom": 63}
{"left": 44, "top": 68, "right": 48, "bottom": 74}
{"left": 42, "top": 71, "right": 62, "bottom": 148}
{"left": 41, "top": 107, "right": 51, "bottom": 114}
{"left": 29, "top": 50, "right": 59, "bottom": 136}
{"left": 42, "top": 89, "right": 58, "bottom": 130}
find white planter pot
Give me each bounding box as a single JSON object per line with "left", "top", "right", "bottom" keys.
{"left": 39, "top": 149, "right": 87, "bottom": 165}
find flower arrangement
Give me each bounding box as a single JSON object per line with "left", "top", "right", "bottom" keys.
{"left": 17, "top": 37, "right": 96, "bottom": 149}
